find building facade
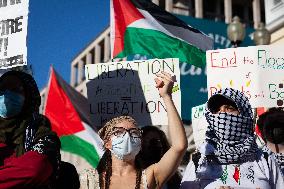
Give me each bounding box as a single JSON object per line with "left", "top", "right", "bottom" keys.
{"left": 264, "top": 0, "right": 284, "bottom": 44}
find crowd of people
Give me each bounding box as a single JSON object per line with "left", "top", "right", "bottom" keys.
{"left": 0, "top": 69, "right": 283, "bottom": 189}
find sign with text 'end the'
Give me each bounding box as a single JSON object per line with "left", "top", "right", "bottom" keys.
{"left": 207, "top": 44, "right": 284, "bottom": 108}
{"left": 0, "top": 0, "right": 29, "bottom": 69}
{"left": 86, "top": 58, "right": 181, "bottom": 127}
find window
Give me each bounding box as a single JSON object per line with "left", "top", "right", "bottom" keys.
{"left": 232, "top": 0, "right": 253, "bottom": 27}
{"left": 90, "top": 48, "right": 95, "bottom": 64}
{"left": 158, "top": 0, "right": 166, "bottom": 10}
{"left": 82, "top": 56, "right": 86, "bottom": 81}
{"left": 99, "top": 40, "right": 105, "bottom": 63}
{"left": 73, "top": 64, "right": 78, "bottom": 86}
{"left": 260, "top": 0, "right": 266, "bottom": 24}
{"left": 204, "top": 0, "right": 225, "bottom": 22}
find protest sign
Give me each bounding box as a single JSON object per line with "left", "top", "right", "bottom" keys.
{"left": 207, "top": 44, "right": 284, "bottom": 108}
{"left": 0, "top": 0, "right": 29, "bottom": 69}
{"left": 86, "top": 58, "right": 181, "bottom": 127}
{"left": 191, "top": 104, "right": 207, "bottom": 148}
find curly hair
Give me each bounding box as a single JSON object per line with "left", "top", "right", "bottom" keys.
{"left": 98, "top": 116, "right": 137, "bottom": 141}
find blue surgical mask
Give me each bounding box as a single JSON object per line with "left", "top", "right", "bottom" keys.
{"left": 110, "top": 132, "right": 141, "bottom": 161}
{"left": 0, "top": 90, "right": 25, "bottom": 118}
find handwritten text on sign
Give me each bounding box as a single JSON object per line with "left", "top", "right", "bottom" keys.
{"left": 86, "top": 58, "right": 181, "bottom": 127}
{"left": 207, "top": 44, "right": 284, "bottom": 107}
{"left": 0, "top": 0, "right": 29, "bottom": 69}
{"left": 191, "top": 104, "right": 208, "bottom": 148}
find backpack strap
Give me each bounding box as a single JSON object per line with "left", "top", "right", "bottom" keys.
{"left": 263, "top": 151, "right": 270, "bottom": 169}
{"left": 192, "top": 152, "right": 201, "bottom": 172}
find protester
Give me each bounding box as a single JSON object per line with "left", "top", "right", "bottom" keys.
{"left": 257, "top": 107, "right": 284, "bottom": 176}
{"left": 80, "top": 71, "right": 188, "bottom": 189}
{"left": 181, "top": 88, "right": 284, "bottom": 189}
{"left": 139, "top": 126, "right": 182, "bottom": 189}
{"left": 0, "top": 70, "right": 61, "bottom": 188}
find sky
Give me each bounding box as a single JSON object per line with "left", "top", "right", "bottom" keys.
{"left": 28, "top": 0, "right": 110, "bottom": 90}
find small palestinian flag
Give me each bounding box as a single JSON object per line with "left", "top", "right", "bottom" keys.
{"left": 111, "top": 0, "right": 213, "bottom": 67}
{"left": 44, "top": 67, "right": 104, "bottom": 172}
{"left": 233, "top": 165, "right": 241, "bottom": 185}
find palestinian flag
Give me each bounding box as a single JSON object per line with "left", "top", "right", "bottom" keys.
{"left": 111, "top": 0, "right": 213, "bottom": 68}
{"left": 44, "top": 67, "right": 104, "bottom": 172}
{"left": 255, "top": 107, "right": 265, "bottom": 146}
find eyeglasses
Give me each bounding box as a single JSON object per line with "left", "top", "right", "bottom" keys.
{"left": 111, "top": 127, "right": 142, "bottom": 138}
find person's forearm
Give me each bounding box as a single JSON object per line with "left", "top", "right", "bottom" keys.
{"left": 163, "top": 95, "right": 188, "bottom": 152}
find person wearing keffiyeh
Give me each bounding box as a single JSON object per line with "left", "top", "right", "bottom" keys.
{"left": 181, "top": 88, "right": 284, "bottom": 189}
{"left": 0, "top": 70, "right": 61, "bottom": 189}
{"left": 257, "top": 107, "right": 284, "bottom": 176}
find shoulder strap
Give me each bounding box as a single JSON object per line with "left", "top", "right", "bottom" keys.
{"left": 263, "top": 151, "right": 270, "bottom": 169}
{"left": 192, "top": 152, "right": 201, "bottom": 172}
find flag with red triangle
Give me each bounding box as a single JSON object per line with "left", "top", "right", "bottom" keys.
{"left": 111, "top": 0, "right": 213, "bottom": 67}
{"left": 44, "top": 67, "right": 104, "bottom": 172}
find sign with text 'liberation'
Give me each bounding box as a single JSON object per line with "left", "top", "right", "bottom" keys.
{"left": 0, "top": 0, "right": 29, "bottom": 69}
{"left": 207, "top": 44, "right": 284, "bottom": 108}
{"left": 86, "top": 58, "right": 181, "bottom": 127}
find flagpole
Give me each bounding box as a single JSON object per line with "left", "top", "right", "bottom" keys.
{"left": 110, "top": 0, "right": 114, "bottom": 60}
{"left": 42, "top": 66, "right": 53, "bottom": 115}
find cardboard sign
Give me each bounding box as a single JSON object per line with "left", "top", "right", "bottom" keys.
{"left": 86, "top": 58, "right": 181, "bottom": 127}
{"left": 191, "top": 104, "right": 208, "bottom": 148}
{"left": 0, "top": 0, "right": 29, "bottom": 69}
{"left": 207, "top": 44, "right": 284, "bottom": 108}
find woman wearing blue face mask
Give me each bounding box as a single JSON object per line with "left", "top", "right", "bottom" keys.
{"left": 80, "top": 71, "right": 188, "bottom": 189}
{"left": 0, "top": 70, "right": 61, "bottom": 189}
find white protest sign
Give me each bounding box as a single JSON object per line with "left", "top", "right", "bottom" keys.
{"left": 191, "top": 104, "right": 208, "bottom": 148}
{"left": 86, "top": 58, "right": 181, "bottom": 127}
{"left": 207, "top": 44, "right": 284, "bottom": 108}
{"left": 0, "top": 0, "right": 29, "bottom": 69}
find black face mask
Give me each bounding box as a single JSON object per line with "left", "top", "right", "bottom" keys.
{"left": 265, "top": 127, "right": 284, "bottom": 144}
{"left": 263, "top": 114, "right": 284, "bottom": 144}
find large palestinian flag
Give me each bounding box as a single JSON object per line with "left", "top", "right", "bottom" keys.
{"left": 44, "top": 68, "right": 104, "bottom": 173}
{"left": 111, "top": 0, "right": 213, "bottom": 67}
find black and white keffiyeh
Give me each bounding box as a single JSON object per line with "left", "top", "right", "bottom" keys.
{"left": 204, "top": 88, "right": 258, "bottom": 164}
{"left": 274, "top": 153, "right": 284, "bottom": 175}
{"left": 263, "top": 145, "right": 284, "bottom": 176}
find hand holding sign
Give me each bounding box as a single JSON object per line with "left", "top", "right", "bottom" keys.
{"left": 155, "top": 71, "right": 176, "bottom": 98}
{"left": 0, "top": 0, "right": 29, "bottom": 68}
{"left": 86, "top": 58, "right": 181, "bottom": 127}
{"left": 206, "top": 44, "right": 284, "bottom": 108}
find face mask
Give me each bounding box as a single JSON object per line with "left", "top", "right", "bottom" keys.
{"left": 110, "top": 132, "right": 141, "bottom": 161}
{"left": 0, "top": 90, "right": 25, "bottom": 118}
